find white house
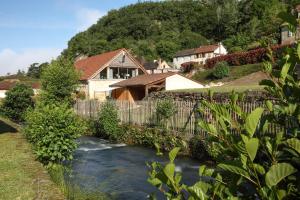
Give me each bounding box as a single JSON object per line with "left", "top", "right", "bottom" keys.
{"left": 143, "top": 59, "right": 180, "bottom": 74}
{"left": 75, "top": 48, "right": 148, "bottom": 100}
{"left": 0, "top": 80, "right": 40, "bottom": 98}
{"left": 173, "top": 43, "right": 227, "bottom": 69}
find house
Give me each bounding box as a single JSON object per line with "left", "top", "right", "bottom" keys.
{"left": 143, "top": 59, "right": 179, "bottom": 74}
{"left": 0, "top": 80, "right": 40, "bottom": 98}
{"left": 74, "top": 48, "right": 148, "bottom": 100}
{"left": 173, "top": 43, "right": 227, "bottom": 69}
{"left": 109, "top": 72, "right": 204, "bottom": 102}
{"left": 281, "top": 5, "right": 300, "bottom": 45}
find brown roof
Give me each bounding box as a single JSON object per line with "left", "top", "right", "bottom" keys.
{"left": 110, "top": 72, "right": 176, "bottom": 87}
{"left": 75, "top": 49, "right": 124, "bottom": 80}
{"left": 174, "top": 44, "right": 220, "bottom": 57}
{"left": 0, "top": 80, "right": 40, "bottom": 90}
{"left": 174, "top": 48, "right": 196, "bottom": 57}
{"left": 194, "top": 44, "right": 219, "bottom": 54}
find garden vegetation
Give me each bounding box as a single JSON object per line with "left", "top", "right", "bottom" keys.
{"left": 147, "top": 36, "right": 300, "bottom": 200}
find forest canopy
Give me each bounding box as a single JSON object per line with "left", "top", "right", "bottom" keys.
{"left": 63, "top": 0, "right": 300, "bottom": 62}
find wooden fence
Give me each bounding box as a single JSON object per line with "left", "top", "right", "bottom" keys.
{"left": 74, "top": 99, "right": 284, "bottom": 137}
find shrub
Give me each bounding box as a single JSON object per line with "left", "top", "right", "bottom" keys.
{"left": 118, "top": 124, "right": 188, "bottom": 153}
{"left": 205, "top": 43, "right": 292, "bottom": 68}
{"left": 24, "top": 103, "right": 87, "bottom": 165}
{"left": 212, "top": 61, "right": 229, "bottom": 79}
{"left": 94, "top": 101, "right": 120, "bottom": 140}
{"left": 188, "top": 135, "right": 210, "bottom": 160}
{"left": 40, "top": 58, "right": 79, "bottom": 105}
{"left": 1, "top": 83, "right": 34, "bottom": 122}
{"left": 156, "top": 98, "right": 177, "bottom": 129}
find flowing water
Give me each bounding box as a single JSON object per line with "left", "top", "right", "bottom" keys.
{"left": 67, "top": 136, "right": 202, "bottom": 200}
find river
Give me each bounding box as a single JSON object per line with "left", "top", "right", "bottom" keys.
{"left": 66, "top": 136, "right": 202, "bottom": 200}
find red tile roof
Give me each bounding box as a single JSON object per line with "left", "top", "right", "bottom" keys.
{"left": 174, "top": 44, "right": 220, "bottom": 57}
{"left": 194, "top": 44, "right": 219, "bottom": 54}
{"left": 110, "top": 72, "right": 176, "bottom": 87}
{"left": 75, "top": 49, "right": 124, "bottom": 80}
{"left": 0, "top": 80, "right": 40, "bottom": 90}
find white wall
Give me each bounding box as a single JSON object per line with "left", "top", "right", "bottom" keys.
{"left": 165, "top": 74, "right": 204, "bottom": 91}
{"left": 0, "top": 90, "right": 6, "bottom": 98}
{"left": 88, "top": 79, "right": 122, "bottom": 100}
{"left": 214, "top": 45, "right": 228, "bottom": 55}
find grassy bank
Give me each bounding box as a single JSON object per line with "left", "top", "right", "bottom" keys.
{"left": 0, "top": 117, "right": 64, "bottom": 200}
{"left": 192, "top": 63, "right": 263, "bottom": 84}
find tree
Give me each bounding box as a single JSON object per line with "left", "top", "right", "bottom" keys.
{"left": 156, "top": 41, "right": 179, "bottom": 61}
{"left": 27, "top": 62, "right": 49, "bottom": 78}
{"left": 40, "top": 58, "right": 79, "bottom": 105}
{"left": 1, "top": 83, "right": 34, "bottom": 122}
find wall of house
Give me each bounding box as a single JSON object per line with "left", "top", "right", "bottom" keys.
{"left": 88, "top": 79, "right": 123, "bottom": 100}
{"left": 173, "top": 55, "right": 194, "bottom": 69}
{"left": 165, "top": 74, "right": 204, "bottom": 91}
{"left": 111, "top": 86, "right": 145, "bottom": 102}
{"left": 0, "top": 90, "right": 6, "bottom": 98}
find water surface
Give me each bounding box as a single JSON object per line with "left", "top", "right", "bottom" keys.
{"left": 68, "top": 136, "right": 201, "bottom": 200}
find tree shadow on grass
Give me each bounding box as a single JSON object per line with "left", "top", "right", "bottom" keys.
{"left": 0, "top": 120, "right": 18, "bottom": 134}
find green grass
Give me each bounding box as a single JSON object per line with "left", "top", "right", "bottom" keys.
{"left": 192, "top": 63, "right": 263, "bottom": 84}
{"left": 0, "top": 117, "right": 64, "bottom": 200}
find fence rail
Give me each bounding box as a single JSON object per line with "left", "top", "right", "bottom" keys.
{"left": 74, "top": 99, "right": 283, "bottom": 137}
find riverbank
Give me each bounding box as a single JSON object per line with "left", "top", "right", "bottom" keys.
{"left": 0, "top": 117, "right": 64, "bottom": 200}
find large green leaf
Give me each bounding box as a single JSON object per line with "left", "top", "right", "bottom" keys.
{"left": 163, "top": 163, "right": 175, "bottom": 181}
{"left": 245, "top": 138, "right": 259, "bottom": 161}
{"left": 280, "top": 62, "right": 291, "bottom": 82}
{"left": 286, "top": 138, "right": 300, "bottom": 154}
{"left": 187, "top": 182, "right": 210, "bottom": 200}
{"left": 218, "top": 164, "right": 253, "bottom": 182}
{"left": 169, "top": 147, "right": 180, "bottom": 163}
{"left": 198, "top": 121, "right": 217, "bottom": 136}
{"left": 265, "top": 163, "right": 297, "bottom": 188}
{"left": 245, "top": 108, "right": 264, "bottom": 137}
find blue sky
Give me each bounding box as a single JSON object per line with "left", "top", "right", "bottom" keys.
{"left": 0, "top": 0, "right": 138, "bottom": 75}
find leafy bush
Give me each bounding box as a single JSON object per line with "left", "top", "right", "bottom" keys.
{"left": 212, "top": 61, "right": 230, "bottom": 79}
{"left": 94, "top": 101, "right": 120, "bottom": 140}
{"left": 40, "top": 58, "right": 79, "bottom": 105}
{"left": 24, "top": 103, "right": 87, "bottom": 165}
{"left": 1, "top": 83, "right": 34, "bottom": 122}
{"left": 188, "top": 135, "right": 210, "bottom": 160}
{"left": 147, "top": 42, "right": 300, "bottom": 199}
{"left": 205, "top": 44, "right": 292, "bottom": 68}
{"left": 119, "top": 124, "right": 188, "bottom": 153}
{"left": 156, "top": 98, "right": 177, "bottom": 129}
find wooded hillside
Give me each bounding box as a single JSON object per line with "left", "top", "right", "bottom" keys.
{"left": 63, "top": 0, "right": 300, "bottom": 62}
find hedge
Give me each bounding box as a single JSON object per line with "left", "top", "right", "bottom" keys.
{"left": 205, "top": 44, "right": 293, "bottom": 68}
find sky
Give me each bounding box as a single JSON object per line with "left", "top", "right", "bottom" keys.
{"left": 0, "top": 0, "right": 138, "bottom": 75}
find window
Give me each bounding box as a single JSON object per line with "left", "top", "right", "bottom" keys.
{"left": 99, "top": 68, "right": 107, "bottom": 79}
{"left": 109, "top": 67, "right": 137, "bottom": 79}
{"left": 288, "top": 31, "right": 293, "bottom": 37}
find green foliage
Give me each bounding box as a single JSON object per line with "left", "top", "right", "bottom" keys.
{"left": 1, "top": 83, "right": 34, "bottom": 122}
{"left": 94, "top": 101, "right": 120, "bottom": 140}
{"left": 63, "top": 0, "right": 289, "bottom": 62}
{"left": 40, "top": 58, "right": 79, "bottom": 105}
{"left": 156, "top": 98, "right": 177, "bottom": 129}
{"left": 24, "top": 103, "right": 87, "bottom": 166}
{"left": 148, "top": 43, "right": 300, "bottom": 199}
{"left": 27, "top": 62, "right": 49, "bottom": 79}
{"left": 118, "top": 124, "right": 188, "bottom": 152}
{"left": 212, "top": 61, "right": 230, "bottom": 79}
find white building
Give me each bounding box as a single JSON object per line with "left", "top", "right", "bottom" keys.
{"left": 173, "top": 44, "right": 227, "bottom": 69}
{"left": 75, "top": 48, "right": 148, "bottom": 100}
{"left": 143, "top": 59, "right": 180, "bottom": 74}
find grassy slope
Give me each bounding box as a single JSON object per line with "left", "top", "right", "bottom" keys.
{"left": 184, "top": 63, "right": 264, "bottom": 93}
{"left": 192, "top": 63, "right": 263, "bottom": 84}
{"left": 0, "top": 117, "right": 64, "bottom": 200}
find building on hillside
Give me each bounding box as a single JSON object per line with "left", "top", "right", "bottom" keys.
{"left": 74, "top": 48, "right": 148, "bottom": 100}
{"left": 142, "top": 59, "right": 179, "bottom": 74}
{"left": 281, "top": 5, "right": 300, "bottom": 45}
{"left": 0, "top": 80, "right": 40, "bottom": 98}
{"left": 109, "top": 72, "right": 204, "bottom": 102}
{"left": 173, "top": 43, "right": 227, "bottom": 69}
